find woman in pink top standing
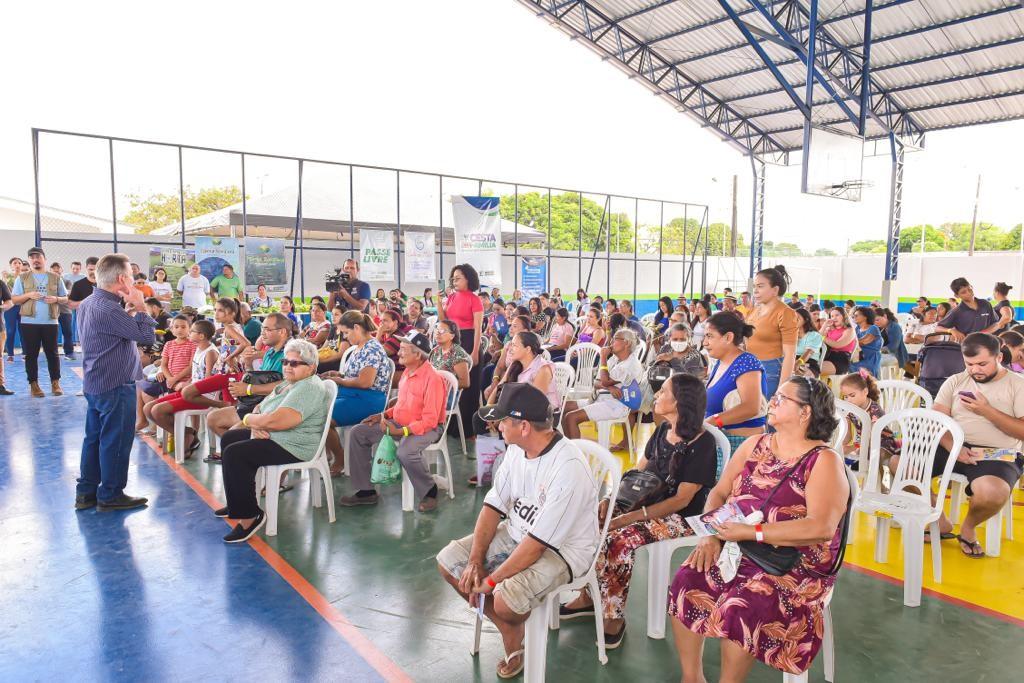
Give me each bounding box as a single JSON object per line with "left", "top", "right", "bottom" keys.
{"left": 436, "top": 263, "right": 485, "bottom": 443}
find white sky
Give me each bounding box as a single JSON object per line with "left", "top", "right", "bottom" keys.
{"left": 2, "top": 0, "right": 1022, "bottom": 252}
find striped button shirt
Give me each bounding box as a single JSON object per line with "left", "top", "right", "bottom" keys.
{"left": 77, "top": 288, "right": 157, "bottom": 395}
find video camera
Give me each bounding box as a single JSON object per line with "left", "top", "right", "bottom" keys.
{"left": 325, "top": 267, "right": 351, "bottom": 293}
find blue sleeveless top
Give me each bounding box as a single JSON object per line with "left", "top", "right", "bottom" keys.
{"left": 705, "top": 352, "right": 767, "bottom": 429}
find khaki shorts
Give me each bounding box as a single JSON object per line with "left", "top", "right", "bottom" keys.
{"left": 437, "top": 523, "right": 570, "bottom": 616}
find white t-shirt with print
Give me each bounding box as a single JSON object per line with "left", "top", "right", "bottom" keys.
{"left": 483, "top": 434, "right": 599, "bottom": 579}
{"left": 177, "top": 274, "right": 211, "bottom": 308}
{"left": 608, "top": 353, "right": 643, "bottom": 387}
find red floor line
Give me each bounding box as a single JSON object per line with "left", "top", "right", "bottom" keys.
{"left": 842, "top": 561, "right": 1024, "bottom": 628}
{"left": 138, "top": 434, "right": 412, "bottom": 683}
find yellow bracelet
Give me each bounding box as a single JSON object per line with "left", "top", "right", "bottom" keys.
{"left": 402, "top": 426, "right": 410, "bottom": 438}
{"left": 242, "top": 414, "right": 250, "bottom": 427}
{"left": 246, "top": 384, "right": 253, "bottom": 396}
{"left": 600, "top": 365, "right": 609, "bottom": 371}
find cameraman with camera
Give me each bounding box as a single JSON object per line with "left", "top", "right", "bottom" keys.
{"left": 327, "top": 258, "right": 370, "bottom": 314}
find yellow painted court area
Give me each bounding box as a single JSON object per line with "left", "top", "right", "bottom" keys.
{"left": 589, "top": 422, "right": 1024, "bottom": 624}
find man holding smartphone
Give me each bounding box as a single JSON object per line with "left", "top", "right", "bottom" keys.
{"left": 327, "top": 258, "right": 371, "bottom": 314}
{"left": 890, "top": 332, "right": 1024, "bottom": 557}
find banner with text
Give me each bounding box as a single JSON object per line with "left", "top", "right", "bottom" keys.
{"left": 195, "top": 236, "right": 241, "bottom": 282}
{"left": 520, "top": 256, "right": 547, "bottom": 298}
{"left": 404, "top": 231, "right": 436, "bottom": 283}
{"left": 244, "top": 237, "right": 287, "bottom": 292}
{"left": 452, "top": 195, "right": 502, "bottom": 288}
{"left": 360, "top": 229, "right": 395, "bottom": 281}
{"left": 148, "top": 246, "right": 194, "bottom": 284}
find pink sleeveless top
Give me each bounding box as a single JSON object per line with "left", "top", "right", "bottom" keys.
{"left": 518, "top": 355, "right": 560, "bottom": 408}
{"left": 827, "top": 326, "right": 857, "bottom": 353}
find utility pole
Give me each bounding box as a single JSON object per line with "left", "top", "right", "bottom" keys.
{"left": 968, "top": 173, "right": 981, "bottom": 256}
{"left": 730, "top": 174, "right": 738, "bottom": 257}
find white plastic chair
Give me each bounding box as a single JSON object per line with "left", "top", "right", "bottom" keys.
{"left": 646, "top": 424, "right": 730, "bottom": 639}
{"left": 449, "top": 357, "right": 473, "bottom": 455}
{"left": 469, "top": 440, "right": 619, "bottom": 682}
{"left": 948, "top": 474, "right": 1013, "bottom": 557}
{"left": 338, "top": 344, "right": 356, "bottom": 372}
{"left": 552, "top": 362, "right": 575, "bottom": 430}
{"left": 876, "top": 379, "right": 933, "bottom": 412}
{"left": 880, "top": 363, "right": 903, "bottom": 381}
{"left": 640, "top": 313, "right": 656, "bottom": 326}
{"left": 254, "top": 380, "right": 338, "bottom": 537}
{"left": 566, "top": 342, "right": 601, "bottom": 401}
{"left": 172, "top": 408, "right": 214, "bottom": 464}
{"left": 336, "top": 357, "right": 395, "bottom": 477}
{"left": 827, "top": 406, "right": 849, "bottom": 453}
{"left": 834, "top": 399, "right": 873, "bottom": 487}
{"left": 594, "top": 407, "right": 634, "bottom": 462}
{"left": 852, "top": 409, "right": 963, "bottom": 607}
{"left": 401, "top": 370, "right": 460, "bottom": 512}
{"left": 631, "top": 339, "right": 646, "bottom": 363}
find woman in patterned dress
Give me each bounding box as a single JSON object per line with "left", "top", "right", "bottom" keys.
{"left": 669, "top": 376, "right": 850, "bottom": 681}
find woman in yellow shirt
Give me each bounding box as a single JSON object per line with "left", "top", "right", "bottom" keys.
{"left": 744, "top": 265, "right": 799, "bottom": 398}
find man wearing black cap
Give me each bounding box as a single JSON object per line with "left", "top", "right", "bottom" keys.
{"left": 11, "top": 247, "right": 67, "bottom": 396}
{"left": 437, "top": 383, "right": 599, "bottom": 678}
{"left": 340, "top": 329, "right": 448, "bottom": 512}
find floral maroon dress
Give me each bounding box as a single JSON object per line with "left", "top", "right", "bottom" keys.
{"left": 668, "top": 435, "right": 842, "bottom": 675}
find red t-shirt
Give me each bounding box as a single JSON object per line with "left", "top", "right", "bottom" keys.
{"left": 163, "top": 339, "right": 197, "bottom": 377}
{"left": 444, "top": 290, "right": 484, "bottom": 330}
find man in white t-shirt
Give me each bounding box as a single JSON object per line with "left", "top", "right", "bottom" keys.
{"left": 560, "top": 328, "right": 645, "bottom": 438}
{"left": 437, "top": 383, "right": 598, "bottom": 678}
{"left": 176, "top": 264, "right": 210, "bottom": 309}
{"left": 889, "top": 333, "right": 1024, "bottom": 558}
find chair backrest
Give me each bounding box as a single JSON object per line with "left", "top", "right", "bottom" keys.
{"left": 876, "top": 379, "right": 933, "bottom": 412}
{"left": 567, "top": 342, "right": 602, "bottom": 390}
{"left": 571, "top": 440, "right": 624, "bottom": 576}
{"left": 312, "top": 380, "right": 339, "bottom": 461}
{"left": 436, "top": 370, "right": 461, "bottom": 434}
{"left": 829, "top": 405, "right": 849, "bottom": 452}
{"left": 552, "top": 362, "right": 575, "bottom": 415}
{"left": 640, "top": 313, "right": 656, "bottom": 326}
{"left": 541, "top": 348, "right": 552, "bottom": 361}
{"left": 867, "top": 408, "right": 963, "bottom": 508}
{"left": 631, "top": 339, "right": 647, "bottom": 363}
{"left": 703, "top": 423, "right": 732, "bottom": 478}
{"left": 842, "top": 466, "right": 860, "bottom": 546}
{"left": 339, "top": 345, "right": 357, "bottom": 372}
{"left": 384, "top": 357, "right": 396, "bottom": 389}
{"left": 880, "top": 364, "right": 903, "bottom": 381}
{"left": 834, "top": 398, "right": 872, "bottom": 474}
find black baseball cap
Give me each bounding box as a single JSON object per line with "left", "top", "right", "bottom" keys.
{"left": 477, "top": 383, "right": 551, "bottom": 423}
{"left": 397, "top": 329, "right": 432, "bottom": 356}
{"left": 27, "top": 247, "right": 45, "bottom": 257}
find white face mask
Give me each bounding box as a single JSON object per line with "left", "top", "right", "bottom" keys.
{"left": 670, "top": 340, "right": 690, "bottom": 352}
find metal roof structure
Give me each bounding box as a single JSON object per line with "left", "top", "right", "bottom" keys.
{"left": 517, "top": 0, "right": 1024, "bottom": 164}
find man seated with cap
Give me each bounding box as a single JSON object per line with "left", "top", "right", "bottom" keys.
{"left": 436, "top": 383, "right": 599, "bottom": 679}
{"left": 340, "top": 329, "right": 448, "bottom": 512}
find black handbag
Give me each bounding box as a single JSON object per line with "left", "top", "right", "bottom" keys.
{"left": 737, "top": 447, "right": 818, "bottom": 576}
{"left": 613, "top": 470, "right": 667, "bottom": 516}
{"left": 235, "top": 370, "right": 283, "bottom": 408}
{"left": 647, "top": 362, "right": 674, "bottom": 393}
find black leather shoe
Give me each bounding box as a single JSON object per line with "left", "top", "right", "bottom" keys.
{"left": 97, "top": 494, "right": 149, "bottom": 511}
{"left": 74, "top": 495, "right": 97, "bottom": 510}
{"left": 214, "top": 506, "right": 230, "bottom": 518}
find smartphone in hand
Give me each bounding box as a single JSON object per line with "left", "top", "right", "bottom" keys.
{"left": 958, "top": 391, "right": 976, "bottom": 400}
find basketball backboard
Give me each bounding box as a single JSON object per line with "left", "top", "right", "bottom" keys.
{"left": 801, "top": 124, "right": 868, "bottom": 202}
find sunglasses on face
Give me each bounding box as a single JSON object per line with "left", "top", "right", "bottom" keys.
{"left": 281, "top": 359, "right": 311, "bottom": 368}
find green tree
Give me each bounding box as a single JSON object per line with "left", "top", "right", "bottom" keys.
{"left": 814, "top": 247, "right": 837, "bottom": 256}
{"left": 498, "top": 192, "right": 634, "bottom": 252}
{"left": 898, "top": 224, "right": 946, "bottom": 252}
{"left": 850, "top": 239, "right": 887, "bottom": 253}
{"left": 123, "top": 185, "right": 243, "bottom": 234}
{"left": 659, "top": 219, "right": 744, "bottom": 255}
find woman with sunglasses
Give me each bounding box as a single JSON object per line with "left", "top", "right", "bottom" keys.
{"left": 703, "top": 312, "right": 767, "bottom": 454}
{"left": 215, "top": 339, "right": 331, "bottom": 543}
{"left": 670, "top": 375, "right": 849, "bottom": 681}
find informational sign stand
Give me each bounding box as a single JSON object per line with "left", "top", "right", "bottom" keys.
{"left": 520, "top": 256, "right": 547, "bottom": 298}
{"left": 404, "top": 231, "right": 436, "bottom": 283}
{"left": 452, "top": 195, "right": 502, "bottom": 289}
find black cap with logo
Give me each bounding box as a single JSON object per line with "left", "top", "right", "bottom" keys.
{"left": 477, "top": 382, "right": 551, "bottom": 423}
{"left": 397, "top": 329, "right": 432, "bottom": 356}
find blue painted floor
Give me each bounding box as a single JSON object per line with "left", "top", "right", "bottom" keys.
{"left": 0, "top": 358, "right": 383, "bottom": 682}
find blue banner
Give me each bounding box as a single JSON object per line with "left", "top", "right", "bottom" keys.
{"left": 520, "top": 256, "right": 547, "bottom": 298}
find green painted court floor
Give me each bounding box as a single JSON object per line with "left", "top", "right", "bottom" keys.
{"left": 176, "top": 435, "right": 1021, "bottom": 682}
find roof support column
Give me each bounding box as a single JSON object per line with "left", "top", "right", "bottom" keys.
{"left": 881, "top": 133, "right": 904, "bottom": 309}
{"left": 749, "top": 156, "right": 765, "bottom": 279}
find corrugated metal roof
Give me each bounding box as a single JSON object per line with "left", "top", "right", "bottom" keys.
{"left": 518, "top": 0, "right": 1024, "bottom": 160}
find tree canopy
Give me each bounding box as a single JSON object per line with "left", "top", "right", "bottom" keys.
{"left": 123, "top": 185, "right": 243, "bottom": 234}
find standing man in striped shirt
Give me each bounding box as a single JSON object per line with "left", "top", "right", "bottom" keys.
{"left": 75, "top": 253, "right": 158, "bottom": 511}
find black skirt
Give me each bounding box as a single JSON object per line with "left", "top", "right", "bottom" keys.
{"left": 457, "top": 328, "right": 482, "bottom": 438}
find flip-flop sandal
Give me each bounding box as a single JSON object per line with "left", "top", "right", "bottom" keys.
{"left": 496, "top": 649, "right": 524, "bottom": 679}
{"left": 955, "top": 534, "right": 985, "bottom": 558}
{"left": 923, "top": 530, "right": 955, "bottom": 543}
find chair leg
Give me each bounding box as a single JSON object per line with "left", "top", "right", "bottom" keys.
{"left": 782, "top": 672, "right": 808, "bottom": 683}
{"left": 310, "top": 467, "right": 323, "bottom": 508}
{"left": 173, "top": 414, "right": 186, "bottom": 464}
{"left": 1006, "top": 496, "right": 1014, "bottom": 541}
{"left": 401, "top": 474, "right": 414, "bottom": 512}
{"left": 265, "top": 465, "right": 280, "bottom": 537}
{"left": 596, "top": 422, "right": 610, "bottom": 451}
{"left": 949, "top": 481, "right": 964, "bottom": 525}
{"left": 441, "top": 443, "right": 455, "bottom": 500}
{"left": 589, "top": 575, "right": 608, "bottom": 665}
{"left": 823, "top": 604, "right": 835, "bottom": 682}
{"left": 873, "top": 517, "right": 891, "bottom": 564}
{"left": 928, "top": 521, "right": 943, "bottom": 583}
{"left": 319, "top": 460, "right": 336, "bottom": 523}
{"left": 646, "top": 544, "right": 671, "bottom": 639}
{"left": 524, "top": 602, "right": 549, "bottom": 683}
{"left": 985, "top": 511, "right": 1003, "bottom": 558}
{"left": 902, "top": 520, "right": 925, "bottom": 607}
{"left": 624, "top": 418, "right": 634, "bottom": 464}
{"left": 456, "top": 410, "right": 467, "bottom": 455}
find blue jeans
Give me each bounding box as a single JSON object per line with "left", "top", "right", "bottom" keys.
{"left": 3, "top": 305, "right": 18, "bottom": 356}
{"left": 331, "top": 386, "right": 387, "bottom": 425}
{"left": 77, "top": 384, "right": 137, "bottom": 502}
{"left": 760, "top": 356, "right": 784, "bottom": 398}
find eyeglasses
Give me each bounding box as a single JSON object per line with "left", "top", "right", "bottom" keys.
{"left": 769, "top": 392, "right": 808, "bottom": 407}
{"left": 262, "top": 326, "right": 284, "bottom": 333}
{"left": 281, "top": 359, "right": 311, "bottom": 368}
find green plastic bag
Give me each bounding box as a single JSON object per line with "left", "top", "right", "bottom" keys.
{"left": 370, "top": 434, "right": 402, "bottom": 486}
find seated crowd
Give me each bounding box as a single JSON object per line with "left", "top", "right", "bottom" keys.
{"left": 7, "top": 246, "right": 1022, "bottom": 681}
